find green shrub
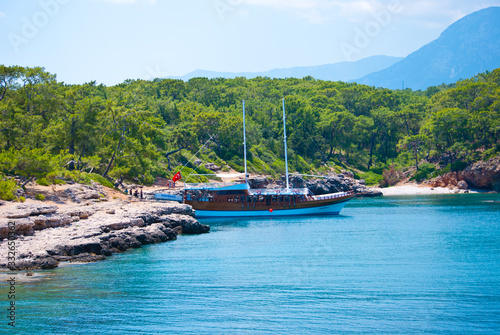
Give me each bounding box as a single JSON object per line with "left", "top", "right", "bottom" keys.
{"left": 53, "top": 178, "right": 66, "bottom": 185}
{"left": 0, "top": 179, "right": 17, "bottom": 201}
{"left": 270, "top": 159, "right": 286, "bottom": 174}
{"left": 62, "top": 170, "right": 93, "bottom": 185}
{"left": 19, "top": 196, "right": 26, "bottom": 202}
{"left": 359, "top": 171, "right": 384, "bottom": 186}
{"left": 293, "top": 155, "right": 313, "bottom": 174}
{"left": 451, "top": 160, "right": 467, "bottom": 172}
{"left": 139, "top": 172, "right": 155, "bottom": 186}
{"left": 46, "top": 172, "right": 66, "bottom": 185}
{"left": 36, "top": 178, "right": 50, "bottom": 186}
{"left": 35, "top": 194, "right": 45, "bottom": 201}
{"left": 87, "top": 173, "right": 114, "bottom": 188}
{"left": 411, "top": 163, "right": 436, "bottom": 182}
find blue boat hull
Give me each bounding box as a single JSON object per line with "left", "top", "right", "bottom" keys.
{"left": 193, "top": 200, "right": 349, "bottom": 218}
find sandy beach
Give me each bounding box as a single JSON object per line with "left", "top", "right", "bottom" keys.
{"left": 370, "top": 183, "right": 482, "bottom": 196}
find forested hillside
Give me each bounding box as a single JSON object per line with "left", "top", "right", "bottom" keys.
{"left": 1, "top": 65, "right": 499, "bottom": 199}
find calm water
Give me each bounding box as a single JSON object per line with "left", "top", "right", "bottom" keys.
{"left": 6, "top": 194, "right": 500, "bottom": 334}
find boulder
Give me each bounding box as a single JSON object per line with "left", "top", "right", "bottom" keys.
{"left": 205, "top": 163, "right": 221, "bottom": 172}
{"left": 64, "top": 185, "right": 102, "bottom": 203}
{"left": 457, "top": 180, "right": 468, "bottom": 190}
{"left": 56, "top": 241, "right": 103, "bottom": 256}
{"left": 105, "top": 218, "right": 145, "bottom": 231}
{"left": 162, "top": 214, "right": 210, "bottom": 234}
{"left": 99, "top": 223, "right": 178, "bottom": 254}
{"left": 32, "top": 214, "right": 73, "bottom": 230}
{"left": 289, "top": 175, "right": 305, "bottom": 188}
{"left": 10, "top": 257, "right": 59, "bottom": 270}
{"left": 64, "top": 208, "right": 96, "bottom": 219}
{"left": 342, "top": 170, "right": 355, "bottom": 179}
{"left": 248, "top": 177, "right": 268, "bottom": 189}
{"left": 458, "top": 155, "right": 500, "bottom": 191}
{"left": 357, "top": 188, "right": 383, "bottom": 197}
{"left": 0, "top": 218, "right": 35, "bottom": 239}
{"left": 306, "top": 180, "right": 331, "bottom": 195}
{"left": 6, "top": 204, "right": 58, "bottom": 219}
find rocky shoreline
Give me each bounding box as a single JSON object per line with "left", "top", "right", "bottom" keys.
{"left": 0, "top": 184, "right": 208, "bottom": 271}
{"left": 3, "top": 158, "right": 498, "bottom": 273}
{"left": 248, "top": 172, "right": 384, "bottom": 197}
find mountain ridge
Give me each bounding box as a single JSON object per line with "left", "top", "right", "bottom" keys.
{"left": 170, "top": 55, "right": 403, "bottom": 82}
{"left": 355, "top": 6, "right": 500, "bottom": 90}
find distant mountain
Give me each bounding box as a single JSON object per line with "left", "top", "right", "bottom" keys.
{"left": 170, "top": 55, "right": 403, "bottom": 82}
{"left": 356, "top": 7, "right": 500, "bottom": 90}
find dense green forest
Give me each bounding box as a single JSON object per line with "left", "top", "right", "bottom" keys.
{"left": 0, "top": 65, "right": 499, "bottom": 199}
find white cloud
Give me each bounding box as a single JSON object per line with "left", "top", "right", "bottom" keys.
{"left": 240, "top": 0, "right": 390, "bottom": 13}
{"left": 239, "top": 0, "right": 498, "bottom": 26}
{"left": 239, "top": 0, "right": 402, "bottom": 23}
{"left": 92, "top": 0, "right": 157, "bottom": 4}
{"left": 240, "top": 0, "right": 329, "bottom": 10}
{"left": 240, "top": 0, "right": 338, "bottom": 24}
{"left": 393, "top": 0, "right": 499, "bottom": 29}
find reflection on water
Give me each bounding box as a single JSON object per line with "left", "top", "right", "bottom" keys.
{"left": 11, "top": 194, "right": 500, "bottom": 334}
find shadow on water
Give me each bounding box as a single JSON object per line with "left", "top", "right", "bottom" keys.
{"left": 199, "top": 212, "right": 354, "bottom": 232}
{"left": 11, "top": 192, "right": 500, "bottom": 334}
{"left": 350, "top": 192, "right": 500, "bottom": 208}
{"left": 199, "top": 193, "right": 500, "bottom": 233}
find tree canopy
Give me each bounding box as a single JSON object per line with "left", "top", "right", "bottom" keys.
{"left": 0, "top": 64, "right": 499, "bottom": 192}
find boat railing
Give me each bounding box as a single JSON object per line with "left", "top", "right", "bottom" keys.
{"left": 313, "top": 191, "right": 354, "bottom": 201}
{"left": 250, "top": 188, "right": 309, "bottom": 196}
{"left": 185, "top": 182, "right": 245, "bottom": 190}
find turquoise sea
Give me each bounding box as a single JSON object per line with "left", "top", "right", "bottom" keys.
{"left": 6, "top": 194, "right": 500, "bottom": 334}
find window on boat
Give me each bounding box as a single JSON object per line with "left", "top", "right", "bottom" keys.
{"left": 271, "top": 195, "right": 277, "bottom": 202}
{"left": 284, "top": 196, "right": 289, "bottom": 202}
{"left": 240, "top": 196, "right": 246, "bottom": 202}
{"left": 278, "top": 196, "right": 283, "bottom": 203}
{"left": 259, "top": 196, "right": 265, "bottom": 202}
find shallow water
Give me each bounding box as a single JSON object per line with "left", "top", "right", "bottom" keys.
{"left": 5, "top": 194, "right": 500, "bottom": 334}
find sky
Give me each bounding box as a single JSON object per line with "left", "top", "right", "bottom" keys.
{"left": 1, "top": 0, "right": 499, "bottom": 85}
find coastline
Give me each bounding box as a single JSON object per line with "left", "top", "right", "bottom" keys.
{"left": 370, "top": 182, "right": 486, "bottom": 196}
{"left": 0, "top": 183, "right": 209, "bottom": 275}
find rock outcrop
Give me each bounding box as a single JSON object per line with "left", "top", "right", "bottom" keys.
{"left": 63, "top": 184, "right": 106, "bottom": 203}
{"left": 6, "top": 204, "right": 58, "bottom": 219}
{"left": 0, "top": 186, "right": 209, "bottom": 271}
{"left": 205, "top": 163, "right": 221, "bottom": 172}
{"left": 248, "top": 176, "right": 269, "bottom": 189}
{"left": 305, "top": 175, "right": 382, "bottom": 197}
{"left": 424, "top": 155, "right": 500, "bottom": 191}
{"left": 458, "top": 155, "right": 500, "bottom": 191}
{"left": 425, "top": 172, "right": 460, "bottom": 189}
{"left": 250, "top": 173, "right": 382, "bottom": 197}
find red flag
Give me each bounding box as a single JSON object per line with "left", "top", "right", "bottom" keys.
{"left": 172, "top": 171, "right": 182, "bottom": 182}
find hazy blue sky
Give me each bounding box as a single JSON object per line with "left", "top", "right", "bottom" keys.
{"left": 1, "top": 0, "right": 498, "bottom": 85}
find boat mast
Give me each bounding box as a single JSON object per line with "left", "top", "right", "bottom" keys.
{"left": 282, "top": 98, "right": 290, "bottom": 191}
{"left": 243, "top": 100, "right": 248, "bottom": 184}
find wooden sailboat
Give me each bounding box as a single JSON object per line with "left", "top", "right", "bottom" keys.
{"left": 163, "top": 99, "right": 354, "bottom": 218}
